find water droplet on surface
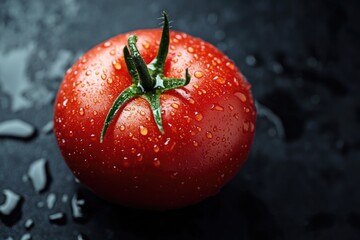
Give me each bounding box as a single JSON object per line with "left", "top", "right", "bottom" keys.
{"left": 207, "top": 13, "right": 218, "bottom": 24}
{"left": 270, "top": 61, "right": 284, "bottom": 74}
{"left": 28, "top": 158, "right": 50, "bottom": 193}
{"left": 193, "top": 140, "right": 198, "bottom": 147}
{"left": 42, "top": 121, "right": 53, "bottom": 134}
{"left": 0, "top": 189, "right": 23, "bottom": 226}
{"left": 77, "top": 233, "right": 90, "bottom": 240}
{"left": 79, "top": 108, "right": 85, "bottom": 116}
{"left": 48, "top": 212, "right": 66, "bottom": 225}
{"left": 101, "top": 74, "right": 107, "bottom": 80}
{"left": 107, "top": 78, "right": 113, "bottom": 84}
{"left": 195, "top": 113, "right": 203, "bottom": 122}
{"left": 0, "top": 119, "right": 36, "bottom": 139}
{"left": 206, "top": 131, "right": 213, "bottom": 139}
{"left": 194, "top": 71, "right": 204, "bottom": 78}
{"left": 85, "top": 70, "right": 92, "bottom": 76}
{"left": 20, "top": 233, "right": 32, "bottom": 240}
{"left": 46, "top": 193, "right": 56, "bottom": 209}
{"left": 245, "top": 55, "right": 257, "bottom": 67}
{"left": 71, "top": 192, "right": 88, "bottom": 223}
{"left": 120, "top": 125, "right": 125, "bottom": 131}
{"left": 139, "top": 126, "right": 148, "bottom": 136}
{"left": 24, "top": 218, "right": 34, "bottom": 230}
{"left": 187, "top": 47, "right": 194, "bottom": 53}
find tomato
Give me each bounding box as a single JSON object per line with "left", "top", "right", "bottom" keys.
{"left": 54, "top": 12, "right": 256, "bottom": 210}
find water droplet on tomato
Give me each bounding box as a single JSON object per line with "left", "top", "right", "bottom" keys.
{"left": 187, "top": 47, "right": 194, "bottom": 53}
{"left": 171, "top": 103, "right": 179, "bottom": 109}
{"left": 139, "top": 126, "right": 148, "bottom": 136}
{"left": 93, "top": 111, "right": 97, "bottom": 116}
{"left": 214, "top": 76, "right": 225, "bottom": 84}
{"left": 112, "top": 61, "right": 121, "bottom": 70}
{"left": 120, "top": 125, "right": 125, "bottom": 131}
{"left": 228, "top": 104, "right": 234, "bottom": 111}
{"left": 226, "top": 62, "right": 235, "bottom": 70}
{"left": 153, "top": 158, "right": 160, "bottom": 167}
{"left": 107, "top": 78, "right": 113, "bottom": 84}
{"left": 243, "top": 121, "right": 250, "bottom": 132}
{"left": 79, "top": 108, "right": 85, "bottom": 116}
{"left": 90, "top": 119, "right": 95, "bottom": 125}
{"left": 195, "top": 112, "right": 203, "bottom": 122}
{"left": 142, "top": 41, "right": 150, "bottom": 49}
{"left": 109, "top": 50, "right": 115, "bottom": 55}
{"left": 85, "top": 70, "right": 91, "bottom": 76}
{"left": 101, "top": 74, "right": 106, "bottom": 80}
{"left": 206, "top": 131, "right": 213, "bottom": 139}
{"left": 194, "top": 71, "right": 204, "bottom": 78}
{"left": 211, "top": 104, "right": 224, "bottom": 111}
{"left": 193, "top": 140, "right": 198, "bottom": 147}
{"left": 187, "top": 97, "right": 195, "bottom": 104}
{"left": 90, "top": 134, "right": 96, "bottom": 141}
{"left": 103, "top": 41, "right": 112, "bottom": 48}
{"left": 136, "top": 153, "right": 143, "bottom": 161}
{"left": 250, "top": 121, "right": 255, "bottom": 132}
{"left": 236, "top": 92, "right": 247, "bottom": 102}
{"left": 153, "top": 144, "right": 160, "bottom": 153}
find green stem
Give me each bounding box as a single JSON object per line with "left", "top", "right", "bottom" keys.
{"left": 100, "top": 11, "right": 191, "bottom": 142}
{"left": 128, "top": 35, "right": 154, "bottom": 91}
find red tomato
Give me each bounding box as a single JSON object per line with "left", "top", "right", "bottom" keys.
{"left": 54, "top": 13, "right": 256, "bottom": 209}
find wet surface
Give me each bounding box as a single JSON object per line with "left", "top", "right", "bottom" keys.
{"left": 1, "top": 0, "right": 360, "bottom": 239}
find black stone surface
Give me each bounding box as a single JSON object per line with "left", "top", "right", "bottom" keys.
{"left": 1, "top": 0, "right": 360, "bottom": 239}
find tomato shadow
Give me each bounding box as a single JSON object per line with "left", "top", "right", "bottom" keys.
{"left": 82, "top": 181, "right": 283, "bottom": 240}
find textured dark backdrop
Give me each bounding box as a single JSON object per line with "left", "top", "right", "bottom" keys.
{"left": 1, "top": 0, "right": 360, "bottom": 239}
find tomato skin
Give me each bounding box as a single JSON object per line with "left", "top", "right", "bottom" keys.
{"left": 54, "top": 29, "right": 256, "bottom": 209}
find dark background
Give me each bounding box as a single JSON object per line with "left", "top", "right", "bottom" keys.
{"left": 1, "top": 0, "right": 360, "bottom": 239}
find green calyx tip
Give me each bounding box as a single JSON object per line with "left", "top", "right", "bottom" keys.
{"left": 100, "top": 12, "right": 191, "bottom": 143}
